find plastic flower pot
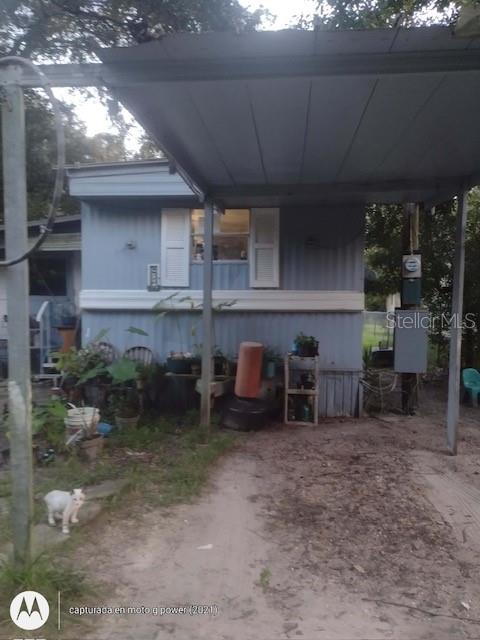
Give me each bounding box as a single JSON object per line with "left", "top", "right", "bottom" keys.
{"left": 79, "top": 434, "right": 104, "bottom": 462}
{"left": 166, "top": 356, "right": 193, "bottom": 374}
{"left": 115, "top": 414, "right": 140, "bottom": 430}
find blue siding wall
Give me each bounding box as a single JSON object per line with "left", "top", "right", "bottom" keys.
{"left": 69, "top": 162, "right": 194, "bottom": 198}
{"left": 82, "top": 309, "right": 362, "bottom": 368}
{"left": 82, "top": 203, "right": 162, "bottom": 290}
{"left": 280, "top": 207, "right": 364, "bottom": 290}
{"left": 82, "top": 203, "right": 364, "bottom": 292}
{"left": 190, "top": 262, "right": 249, "bottom": 289}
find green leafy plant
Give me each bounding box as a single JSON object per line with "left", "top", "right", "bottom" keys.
{"left": 126, "top": 326, "right": 149, "bottom": 337}
{"left": 107, "top": 357, "right": 138, "bottom": 385}
{"left": 154, "top": 293, "right": 237, "bottom": 357}
{"left": 32, "top": 399, "right": 68, "bottom": 451}
{"left": 294, "top": 333, "right": 317, "bottom": 347}
{"left": 105, "top": 356, "right": 141, "bottom": 418}
{"left": 55, "top": 326, "right": 148, "bottom": 385}
{"left": 259, "top": 567, "right": 271, "bottom": 592}
{"left": 52, "top": 345, "right": 111, "bottom": 384}
{"left": 108, "top": 387, "right": 140, "bottom": 418}
{"left": 363, "top": 345, "right": 374, "bottom": 369}
{"left": 294, "top": 332, "right": 319, "bottom": 356}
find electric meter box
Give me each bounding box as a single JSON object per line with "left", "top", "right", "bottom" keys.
{"left": 402, "top": 279, "right": 421, "bottom": 305}
{"left": 402, "top": 254, "right": 421, "bottom": 279}
{"left": 394, "top": 309, "right": 428, "bottom": 374}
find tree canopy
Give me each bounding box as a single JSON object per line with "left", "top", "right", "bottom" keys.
{"left": 0, "top": 0, "right": 263, "bottom": 61}
{"left": 0, "top": 90, "right": 129, "bottom": 219}
{"left": 314, "top": 0, "right": 464, "bottom": 29}
{"left": 0, "top": 0, "right": 264, "bottom": 218}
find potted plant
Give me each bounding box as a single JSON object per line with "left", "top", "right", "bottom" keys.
{"left": 78, "top": 426, "right": 104, "bottom": 461}
{"left": 54, "top": 345, "right": 112, "bottom": 407}
{"left": 294, "top": 332, "right": 319, "bottom": 357}
{"left": 213, "top": 347, "right": 227, "bottom": 376}
{"left": 136, "top": 362, "right": 167, "bottom": 410}
{"left": 107, "top": 357, "right": 141, "bottom": 429}
{"left": 109, "top": 388, "right": 140, "bottom": 429}
{"left": 166, "top": 351, "right": 196, "bottom": 374}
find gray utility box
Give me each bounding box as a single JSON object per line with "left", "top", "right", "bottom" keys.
{"left": 393, "top": 309, "right": 429, "bottom": 374}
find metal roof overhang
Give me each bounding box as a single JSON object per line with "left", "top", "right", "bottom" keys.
{"left": 95, "top": 26, "right": 480, "bottom": 207}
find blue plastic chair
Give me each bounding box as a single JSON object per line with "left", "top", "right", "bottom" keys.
{"left": 462, "top": 368, "right": 480, "bottom": 406}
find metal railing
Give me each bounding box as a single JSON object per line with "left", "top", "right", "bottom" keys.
{"left": 34, "top": 300, "right": 51, "bottom": 375}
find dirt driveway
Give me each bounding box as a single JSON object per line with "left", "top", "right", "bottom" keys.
{"left": 76, "top": 408, "right": 480, "bottom": 640}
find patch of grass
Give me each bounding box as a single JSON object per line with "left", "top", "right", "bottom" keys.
{"left": 0, "top": 553, "right": 92, "bottom": 636}
{"left": 0, "top": 510, "right": 11, "bottom": 545}
{"left": 0, "top": 478, "right": 11, "bottom": 497}
{"left": 31, "top": 456, "right": 123, "bottom": 534}
{"left": 2, "top": 415, "right": 235, "bottom": 548}
{"left": 158, "top": 428, "right": 234, "bottom": 505}
{"left": 363, "top": 323, "right": 391, "bottom": 350}
{"left": 259, "top": 567, "right": 271, "bottom": 592}
{"left": 0, "top": 457, "right": 124, "bottom": 547}
{"left": 128, "top": 422, "right": 235, "bottom": 506}
{"left": 110, "top": 419, "right": 171, "bottom": 450}
{"left": 36, "top": 455, "right": 121, "bottom": 495}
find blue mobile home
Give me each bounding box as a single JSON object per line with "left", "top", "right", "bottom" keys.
{"left": 67, "top": 159, "right": 364, "bottom": 417}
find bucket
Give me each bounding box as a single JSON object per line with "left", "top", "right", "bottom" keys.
{"left": 65, "top": 405, "right": 100, "bottom": 440}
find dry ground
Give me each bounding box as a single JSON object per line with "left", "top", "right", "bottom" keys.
{"left": 69, "top": 383, "right": 480, "bottom": 640}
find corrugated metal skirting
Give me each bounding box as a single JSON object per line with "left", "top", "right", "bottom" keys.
{"left": 82, "top": 309, "right": 362, "bottom": 417}
{"left": 318, "top": 370, "right": 361, "bottom": 418}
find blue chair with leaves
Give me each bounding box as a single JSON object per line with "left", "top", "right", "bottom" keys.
{"left": 462, "top": 368, "right": 480, "bottom": 406}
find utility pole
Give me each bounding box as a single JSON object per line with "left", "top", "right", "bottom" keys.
{"left": 1, "top": 69, "right": 33, "bottom": 567}
{"left": 446, "top": 191, "right": 468, "bottom": 454}
{"left": 401, "top": 202, "right": 420, "bottom": 414}
{"left": 200, "top": 199, "right": 214, "bottom": 429}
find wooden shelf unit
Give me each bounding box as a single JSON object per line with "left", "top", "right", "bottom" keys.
{"left": 284, "top": 355, "right": 319, "bottom": 425}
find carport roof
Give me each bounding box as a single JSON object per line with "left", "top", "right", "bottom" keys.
{"left": 97, "top": 26, "right": 480, "bottom": 207}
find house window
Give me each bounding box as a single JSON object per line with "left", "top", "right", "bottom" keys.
{"left": 29, "top": 256, "right": 67, "bottom": 296}
{"left": 191, "top": 209, "right": 249, "bottom": 262}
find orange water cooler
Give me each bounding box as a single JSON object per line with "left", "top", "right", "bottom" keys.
{"left": 224, "top": 341, "right": 268, "bottom": 431}
{"left": 234, "top": 341, "right": 264, "bottom": 398}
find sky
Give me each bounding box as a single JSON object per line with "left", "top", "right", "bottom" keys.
{"left": 53, "top": 0, "right": 318, "bottom": 154}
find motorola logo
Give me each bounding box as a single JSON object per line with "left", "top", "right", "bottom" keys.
{"left": 9, "top": 590, "right": 49, "bottom": 631}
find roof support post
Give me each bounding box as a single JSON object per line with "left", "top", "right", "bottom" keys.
{"left": 446, "top": 190, "right": 469, "bottom": 455}
{"left": 200, "top": 198, "right": 214, "bottom": 428}
{"left": 401, "top": 203, "right": 420, "bottom": 415}
{"left": 1, "top": 76, "right": 33, "bottom": 567}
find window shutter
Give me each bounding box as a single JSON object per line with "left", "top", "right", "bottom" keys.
{"left": 161, "top": 209, "right": 190, "bottom": 287}
{"left": 249, "top": 208, "right": 280, "bottom": 288}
